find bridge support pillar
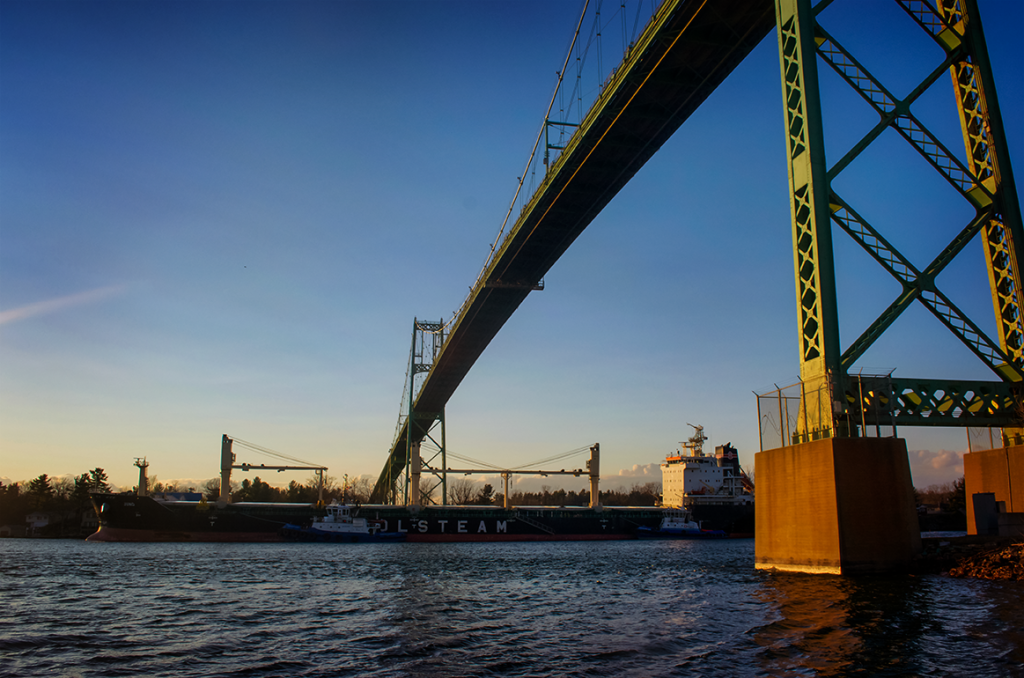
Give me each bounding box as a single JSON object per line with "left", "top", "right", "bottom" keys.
{"left": 219, "top": 434, "right": 234, "bottom": 504}
{"left": 965, "top": 444, "right": 1024, "bottom": 535}
{"left": 408, "top": 441, "right": 422, "bottom": 509}
{"left": 588, "top": 443, "right": 600, "bottom": 509}
{"left": 755, "top": 437, "right": 920, "bottom": 574}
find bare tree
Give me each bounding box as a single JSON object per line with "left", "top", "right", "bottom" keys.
{"left": 347, "top": 476, "right": 374, "bottom": 503}
{"left": 52, "top": 476, "right": 74, "bottom": 502}
{"left": 447, "top": 477, "right": 479, "bottom": 505}
{"left": 417, "top": 479, "right": 437, "bottom": 505}
{"left": 203, "top": 477, "right": 231, "bottom": 500}
{"left": 306, "top": 473, "right": 337, "bottom": 501}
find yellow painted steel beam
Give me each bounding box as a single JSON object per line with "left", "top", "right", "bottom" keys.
{"left": 775, "top": 0, "right": 843, "bottom": 440}
{"left": 936, "top": 0, "right": 1024, "bottom": 377}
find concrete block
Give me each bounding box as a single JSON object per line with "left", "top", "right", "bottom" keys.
{"left": 1010, "top": 446, "right": 1024, "bottom": 512}
{"left": 998, "top": 512, "right": 1024, "bottom": 538}
{"left": 755, "top": 437, "right": 920, "bottom": 574}
{"left": 972, "top": 492, "right": 999, "bottom": 535}
{"left": 964, "top": 445, "right": 1023, "bottom": 535}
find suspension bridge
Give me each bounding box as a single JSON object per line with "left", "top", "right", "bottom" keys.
{"left": 371, "top": 0, "right": 778, "bottom": 502}
{"left": 368, "top": 0, "right": 1021, "bottom": 572}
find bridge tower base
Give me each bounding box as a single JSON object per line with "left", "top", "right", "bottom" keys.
{"left": 755, "top": 438, "right": 920, "bottom": 574}
{"left": 965, "top": 444, "right": 1024, "bottom": 535}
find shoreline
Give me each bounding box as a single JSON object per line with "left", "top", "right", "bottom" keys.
{"left": 917, "top": 535, "right": 1023, "bottom": 580}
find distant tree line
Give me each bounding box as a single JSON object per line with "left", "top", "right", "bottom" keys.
{"left": 424, "top": 478, "right": 662, "bottom": 507}
{"left": 201, "top": 474, "right": 377, "bottom": 504}
{"left": 915, "top": 476, "right": 966, "bottom": 513}
{"left": 914, "top": 476, "right": 967, "bottom": 531}
{"left": 0, "top": 470, "right": 383, "bottom": 536}
{"left": 0, "top": 469, "right": 111, "bottom": 536}
{"left": 5, "top": 469, "right": 969, "bottom": 518}
{"left": 506, "top": 482, "right": 661, "bottom": 507}
{"left": 2, "top": 469, "right": 662, "bottom": 538}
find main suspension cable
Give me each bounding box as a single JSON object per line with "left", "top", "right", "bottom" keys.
{"left": 230, "top": 437, "right": 322, "bottom": 468}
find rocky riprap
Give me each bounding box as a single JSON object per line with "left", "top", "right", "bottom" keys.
{"left": 947, "top": 542, "right": 1024, "bottom": 581}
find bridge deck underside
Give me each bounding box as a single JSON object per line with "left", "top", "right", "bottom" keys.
{"left": 373, "top": 0, "right": 776, "bottom": 501}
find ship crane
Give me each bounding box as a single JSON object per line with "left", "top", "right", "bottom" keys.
{"left": 419, "top": 444, "right": 602, "bottom": 510}
{"left": 697, "top": 480, "right": 717, "bottom": 495}
{"left": 219, "top": 435, "right": 328, "bottom": 504}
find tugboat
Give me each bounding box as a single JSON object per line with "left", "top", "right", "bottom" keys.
{"left": 636, "top": 507, "right": 727, "bottom": 539}
{"left": 280, "top": 502, "right": 406, "bottom": 543}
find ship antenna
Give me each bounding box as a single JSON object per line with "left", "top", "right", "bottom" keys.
{"left": 684, "top": 423, "right": 707, "bottom": 456}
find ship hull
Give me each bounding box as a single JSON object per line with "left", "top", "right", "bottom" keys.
{"left": 87, "top": 526, "right": 288, "bottom": 543}
{"left": 87, "top": 493, "right": 753, "bottom": 542}
{"left": 406, "top": 532, "right": 629, "bottom": 543}
{"left": 88, "top": 493, "right": 670, "bottom": 543}
{"left": 279, "top": 525, "right": 407, "bottom": 543}
{"left": 636, "top": 529, "right": 728, "bottom": 540}
{"left": 682, "top": 500, "right": 755, "bottom": 538}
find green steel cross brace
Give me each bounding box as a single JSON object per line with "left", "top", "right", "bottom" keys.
{"left": 774, "top": 0, "right": 1024, "bottom": 439}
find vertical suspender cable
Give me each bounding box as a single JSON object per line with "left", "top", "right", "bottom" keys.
{"left": 481, "top": 0, "right": 591, "bottom": 278}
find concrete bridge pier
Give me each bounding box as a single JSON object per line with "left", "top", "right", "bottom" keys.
{"left": 965, "top": 444, "right": 1023, "bottom": 536}
{"left": 755, "top": 437, "right": 921, "bottom": 574}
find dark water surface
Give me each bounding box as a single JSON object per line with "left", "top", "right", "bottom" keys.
{"left": 1, "top": 539, "right": 1021, "bottom": 677}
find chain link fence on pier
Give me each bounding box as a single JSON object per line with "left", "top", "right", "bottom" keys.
{"left": 756, "top": 373, "right": 899, "bottom": 451}
{"left": 967, "top": 427, "right": 1022, "bottom": 451}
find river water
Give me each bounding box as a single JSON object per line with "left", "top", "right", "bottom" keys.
{"left": 1, "top": 539, "right": 1021, "bottom": 677}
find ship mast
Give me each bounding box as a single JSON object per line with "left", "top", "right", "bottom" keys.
{"left": 134, "top": 457, "right": 150, "bottom": 497}
{"left": 682, "top": 423, "right": 708, "bottom": 457}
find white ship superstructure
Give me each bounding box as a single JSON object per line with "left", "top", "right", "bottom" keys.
{"left": 661, "top": 424, "right": 754, "bottom": 508}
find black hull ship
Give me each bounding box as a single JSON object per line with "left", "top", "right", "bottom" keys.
{"left": 87, "top": 493, "right": 753, "bottom": 543}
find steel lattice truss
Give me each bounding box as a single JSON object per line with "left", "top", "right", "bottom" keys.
{"left": 777, "top": 0, "right": 1023, "bottom": 435}
{"left": 843, "top": 375, "right": 1017, "bottom": 428}
{"left": 374, "top": 319, "right": 447, "bottom": 505}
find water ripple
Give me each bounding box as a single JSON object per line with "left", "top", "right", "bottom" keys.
{"left": 1, "top": 540, "right": 1021, "bottom": 677}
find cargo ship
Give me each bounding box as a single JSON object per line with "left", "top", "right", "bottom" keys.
{"left": 86, "top": 491, "right": 753, "bottom": 542}
{"left": 86, "top": 492, "right": 666, "bottom": 542}
{"left": 660, "top": 424, "right": 755, "bottom": 537}
{"left": 86, "top": 428, "right": 754, "bottom": 542}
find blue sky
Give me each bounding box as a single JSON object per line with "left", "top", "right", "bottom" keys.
{"left": 1, "top": 0, "right": 1021, "bottom": 493}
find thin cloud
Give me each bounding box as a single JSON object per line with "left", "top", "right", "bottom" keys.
{"left": 611, "top": 463, "right": 662, "bottom": 478}
{"left": 910, "top": 448, "right": 964, "bottom": 471}
{"left": 0, "top": 285, "right": 127, "bottom": 326}
{"left": 908, "top": 448, "right": 965, "bottom": 488}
